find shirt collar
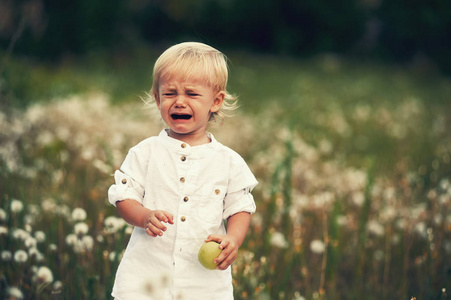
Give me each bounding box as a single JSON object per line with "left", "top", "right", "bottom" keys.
{"left": 158, "top": 129, "right": 219, "bottom": 156}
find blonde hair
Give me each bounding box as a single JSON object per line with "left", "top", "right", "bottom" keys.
{"left": 146, "top": 42, "right": 238, "bottom": 125}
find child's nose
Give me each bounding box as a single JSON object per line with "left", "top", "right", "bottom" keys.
{"left": 174, "top": 95, "right": 187, "bottom": 107}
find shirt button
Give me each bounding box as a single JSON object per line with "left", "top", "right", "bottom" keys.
{"left": 121, "top": 179, "right": 127, "bottom": 184}
{"left": 183, "top": 196, "right": 189, "bottom": 202}
{"left": 181, "top": 143, "right": 187, "bottom": 148}
{"left": 215, "top": 189, "right": 220, "bottom": 195}
{"left": 180, "top": 177, "right": 185, "bottom": 183}
{"left": 181, "top": 216, "right": 186, "bottom": 222}
{"left": 181, "top": 156, "right": 186, "bottom": 162}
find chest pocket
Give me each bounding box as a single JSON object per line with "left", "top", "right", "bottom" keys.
{"left": 195, "top": 185, "right": 227, "bottom": 224}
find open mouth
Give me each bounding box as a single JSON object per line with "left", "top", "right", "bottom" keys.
{"left": 171, "top": 114, "right": 192, "bottom": 120}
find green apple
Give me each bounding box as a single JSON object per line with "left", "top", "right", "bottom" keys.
{"left": 198, "top": 241, "right": 222, "bottom": 270}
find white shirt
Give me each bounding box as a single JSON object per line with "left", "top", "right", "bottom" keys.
{"left": 108, "top": 129, "right": 258, "bottom": 300}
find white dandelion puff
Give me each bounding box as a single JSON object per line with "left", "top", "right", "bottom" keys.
{"left": 36, "top": 266, "right": 54, "bottom": 283}
{"left": 270, "top": 232, "right": 289, "bottom": 249}
{"left": 7, "top": 287, "right": 24, "bottom": 299}
{"left": 310, "top": 239, "right": 325, "bottom": 254}
{"left": 65, "top": 233, "right": 78, "bottom": 246}
{"left": 14, "top": 250, "right": 28, "bottom": 263}
{"left": 12, "top": 228, "right": 30, "bottom": 241}
{"left": 74, "top": 222, "right": 89, "bottom": 235}
{"left": 0, "top": 226, "right": 8, "bottom": 235}
{"left": 104, "top": 216, "right": 126, "bottom": 234}
{"left": 24, "top": 237, "right": 37, "bottom": 248}
{"left": 35, "top": 231, "right": 46, "bottom": 243}
{"left": 81, "top": 235, "right": 94, "bottom": 251}
{"left": 2, "top": 250, "right": 12, "bottom": 261}
{"left": 72, "top": 208, "right": 87, "bottom": 221}
{"left": 11, "top": 199, "right": 24, "bottom": 213}
{"left": 0, "top": 208, "right": 7, "bottom": 221}
{"left": 53, "top": 280, "right": 63, "bottom": 292}
{"left": 368, "top": 220, "right": 385, "bottom": 237}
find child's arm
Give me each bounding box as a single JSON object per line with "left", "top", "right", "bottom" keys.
{"left": 117, "top": 199, "right": 174, "bottom": 237}
{"left": 206, "top": 211, "right": 251, "bottom": 270}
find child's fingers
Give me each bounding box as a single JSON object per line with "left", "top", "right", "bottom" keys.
{"left": 205, "top": 234, "right": 222, "bottom": 243}
{"left": 161, "top": 211, "right": 174, "bottom": 224}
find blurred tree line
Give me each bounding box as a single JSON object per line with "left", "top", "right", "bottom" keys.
{"left": 1, "top": 0, "right": 450, "bottom": 73}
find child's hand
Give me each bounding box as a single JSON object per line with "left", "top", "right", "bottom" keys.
{"left": 205, "top": 234, "right": 239, "bottom": 270}
{"left": 142, "top": 210, "right": 174, "bottom": 237}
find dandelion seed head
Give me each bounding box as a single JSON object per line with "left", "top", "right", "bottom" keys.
{"left": 24, "top": 236, "right": 37, "bottom": 248}
{"left": 104, "top": 216, "right": 126, "bottom": 233}
{"left": 81, "top": 235, "right": 94, "bottom": 251}
{"left": 352, "top": 191, "right": 365, "bottom": 206}
{"left": 14, "top": 250, "right": 28, "bottom": 263}
{"left": 270, "top": 232, "right": 289, "bottom": 249}
{"left": 53, "top": 280, "right": 63, "bottom": 292}
{"left": 74, "top": 222, "right": 89, "bottom": 235}
{"left": 72, "top": 208, "right": 87, "bottom": 221}
{"left": 293, "top": 292, "right": 306, "bottom": 300}
{"left": 12, "top": 228, "right": 30, "bottom": 241}
{"left": 65, "top": 233, "right": 77, "bottom": 246}
{"left": 0, "top": 208, "right": 7, "bottom": 221}
{"left": 414, "top": 222, "right": 427, "bottom": 238}
{"left": 310, "top": 239, "right": 325, "bottom": 254}
{"left": 35, "top": 231, "right": 46, "bottom": 243}
{"left": 36, "top": 266, "right": 54, "bottom": 283}
{"left": 42, "top": 198, "right": 57, "bottom": 212}
{"left": 0, "top": 225, "right": 8, "bottom": 235}
{"left": 49, "top": 244, "right": 58, "bottom": 252}
{"left": 368, "top": 220, "right": 385, "bottom": 236}
{"left": 2, "top": 250, "right": 12, "bottom": 261}
{"left": 7, "top": 287, "right": 24, "bottom": 299}
{"left": 11, "top": 199, "right": 24, "bottom": 213}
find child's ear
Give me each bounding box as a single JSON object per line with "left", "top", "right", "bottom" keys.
{"left": 210, "top": 91, "right": 225, "bottom": 113}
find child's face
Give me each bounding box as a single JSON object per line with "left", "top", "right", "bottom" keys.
{"left": 156, "top": 73, "right": 224, "bottom": 145}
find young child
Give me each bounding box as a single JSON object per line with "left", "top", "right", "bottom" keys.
{"left": 108, "top": 42, "right": 258, "bottom": 299}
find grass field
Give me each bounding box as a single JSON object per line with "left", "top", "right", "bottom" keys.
{"left": 1, "top": 49, "right": 450, "bottom": 299}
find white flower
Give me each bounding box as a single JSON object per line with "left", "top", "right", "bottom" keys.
{"left": 81, "top": 235, "right": 94, "bottom": 251}
{"left": 74, "top": 222, "right": 89, "bottom": 235}
{"left": 41, "top": 198, "right": 57, "bottom": 212}
{"left": 36, "top": 266, "right": 54, "bottom": 283}
{"left": 35, "top": 231, "right": 46, "bottom": 243}
{"left": 72, "top": 208, "right": 87, "bottom": 221}
{"left": 53, "top": 280, "right": 63, "bottom": 292}
{"left": 49, "top": 244, "right": 58, "bottom": 252}
{"left": 14, "top": 250, "right": 28, "bottom": 263}
{"left": 0, "top": 226, "right": 8, "bottom": 235}
{"left": 293, "top": 292, "right": 306, "bottom": 300}
{"left": 11, "top": 199, "right": 24, "bottom": 213}
{"left": 351, "top": 191, "right": 365, "bottom": 206}
{"left": 24, "top": 237, "right": 37, "bottom": 248}
{"left": 0, "top": 208, "right": 7, "bottom": 221}
{"left": 270, "top": 232, "right": 289, "bottom": 249}
{"left": 12, "top": 228, "right": 30, "bottom": 241}
{"left": 2, "top": 250, "right": 12, "bottom": 261}
{"left": 65, "top": 233, "right": 78, "bottom": 246}
{"left": 7, "top": 287, "right": 24, "bottom": 299}
{"left": 368, "top": 220, "right": 385, "bottom": 237}
{"left": 104, "top": 216, "right": 126, "bottom": 234}
{"left": 310, "top": 239, "right": 325, "bottom": 254}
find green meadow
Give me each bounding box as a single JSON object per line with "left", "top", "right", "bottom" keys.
{"left": 1, "top": 50, "right": 450, "bottom": 299}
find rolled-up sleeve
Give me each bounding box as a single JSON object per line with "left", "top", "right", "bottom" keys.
{"left": 223, "top": 187, "right": 257, "bottom": 219}
{"left": 108, "top": 170, "right": 145, "bottom": 206}
{"left": 223, "top": 154, "right": 258, "bottom": 219}
{"left": 108, "top": 144, "right": 148, "bottom": 207}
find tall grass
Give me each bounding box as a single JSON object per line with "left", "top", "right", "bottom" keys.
{"left": 1, "top": 52, "right": 450, "bottom": 299}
